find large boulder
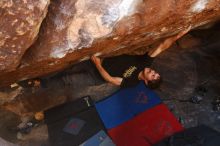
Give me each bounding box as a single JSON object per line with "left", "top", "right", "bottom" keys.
{"left": 0, "top": 0, "right": 50, "bottom": 72}
{"left": 0, "top": 0, "right": 220, "bottom": 87}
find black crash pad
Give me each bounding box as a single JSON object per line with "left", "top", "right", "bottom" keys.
{"left": 45, "top": 96, "right": 105, "bottom": 146}
{"left": 154, "top": 125, "right": 220, "bottom": 146}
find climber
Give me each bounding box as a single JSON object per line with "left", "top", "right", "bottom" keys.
{"left": 91, "top": 26, "right": 191, "bottom": 89}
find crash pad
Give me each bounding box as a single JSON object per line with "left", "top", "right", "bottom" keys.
{"left": 45, "top": 96, "right": 105, "bottom": 146}
{"left": 108, "top": 104, "right": 184, "bottom": 146}
{"left": 45, "top": 96, "right": 93, "bottom": 124}
{"left": 154, "top": 125, "right": 220, "bottom": 146}
{"left": 79, "top": 130, "right": 115, "bottom": 146}
{"left": 62, "top": 118, "right": 86, "bottom": 135}
{"left": 95, "top": 82, "right": 161, "bottom": 129}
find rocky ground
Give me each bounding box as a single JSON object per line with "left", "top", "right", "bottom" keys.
{"left": 0, "top": 26, "right": 220, "bottom": 145}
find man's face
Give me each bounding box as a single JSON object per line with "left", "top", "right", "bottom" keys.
{"left": 143, "top": 68, "right": 160, "bottom": 81}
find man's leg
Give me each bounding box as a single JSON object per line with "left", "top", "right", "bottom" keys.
{"left": 61, "top": 60, "right": 105, "bottom": 87}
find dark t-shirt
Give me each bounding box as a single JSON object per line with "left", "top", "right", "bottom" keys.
{"left": 102, "top": 53, "right": 154, "bottom": 88}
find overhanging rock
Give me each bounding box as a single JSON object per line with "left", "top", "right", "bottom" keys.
{"left": 0, "top": 0, "right": 50, "bottom": 72}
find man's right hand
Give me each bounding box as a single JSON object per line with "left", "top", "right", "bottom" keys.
{"left": 176, "top": 25, "right": 192, "bottom": 39}
{"left": 91, "top": 55, "right": 102, "bottom": 66}
{"left": 91, "top": 55, "right": 122, "bottom": 86}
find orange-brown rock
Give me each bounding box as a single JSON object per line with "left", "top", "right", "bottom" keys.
{"left": 0, "top": 0, "right": 220, "bottom": 87}
{"left": 0, "top": 0, "right": 50, "bottom": 72}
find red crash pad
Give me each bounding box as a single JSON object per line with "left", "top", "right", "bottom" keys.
{"left": 108, "top": 104, "right": 184, "bottom": 146}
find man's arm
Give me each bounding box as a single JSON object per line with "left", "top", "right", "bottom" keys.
{"left": 91, "top": 55, "right": 122, "bottom": 86}
{"left": 148, "top": 26, "right": 191, "bottom": 57}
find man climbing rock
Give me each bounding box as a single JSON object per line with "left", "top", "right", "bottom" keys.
{"left": 92, "top": 26, "right": 191, "bottom": 88}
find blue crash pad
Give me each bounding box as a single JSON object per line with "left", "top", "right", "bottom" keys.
{"left": 95, "top": 82, "right": 162, "bottom": 129}
{"left": 79, "top": 130, "right": 115, "bottom": 146}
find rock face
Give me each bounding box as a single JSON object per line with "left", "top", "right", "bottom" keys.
{"left": 0, "top": 0, "right": 220, "bottom": 87}
{"left": 0, "top": 0, "right": 50, "bottom": 72}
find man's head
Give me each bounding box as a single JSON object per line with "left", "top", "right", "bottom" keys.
{"left": 142, "top": 68, "right": 161, "bottom": 89}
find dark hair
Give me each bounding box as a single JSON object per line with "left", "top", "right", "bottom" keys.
{"left": 147, "top": 77, "right": 162, "bottom": 89}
